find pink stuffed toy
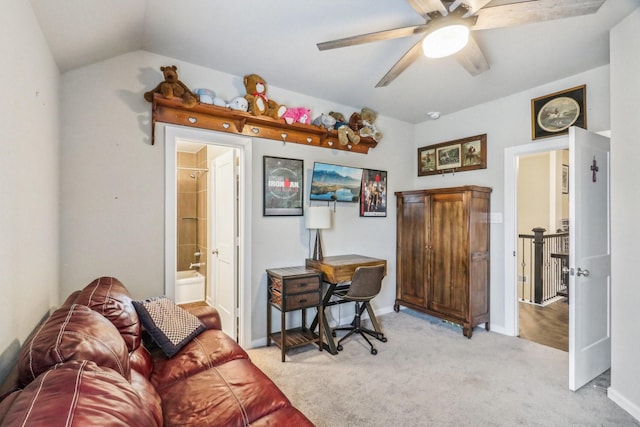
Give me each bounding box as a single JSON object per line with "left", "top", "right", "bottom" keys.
{"left": 282, "top": 107, "right": 312, "bottom": 125}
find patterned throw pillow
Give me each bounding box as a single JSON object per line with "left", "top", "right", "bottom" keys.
{"left": 133, "top": 297, "right": 206, "bottom": 358}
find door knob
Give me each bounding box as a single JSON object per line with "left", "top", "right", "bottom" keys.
{"left": 577, "top": 268, "right": 590, "bottom": 277}
{"left": 562, "top": 266, "right": 570, "bottom": 274}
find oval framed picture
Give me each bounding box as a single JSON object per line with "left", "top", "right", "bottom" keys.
{"left": 531, "top": 85, "right": 586, "bottom": 140}
{"left": 537, "top": 96, "right": 580, "bottom": 133}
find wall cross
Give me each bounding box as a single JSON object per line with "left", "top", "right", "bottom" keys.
{"left": 591, "top": 156, "right": 599, "bottom": 182}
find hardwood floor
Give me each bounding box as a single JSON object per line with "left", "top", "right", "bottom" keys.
{"left": 518, "top": 298, "right": 569, "bottom": 352}
{"left": 178, "top": 300, "right": 209, "bottom": 310}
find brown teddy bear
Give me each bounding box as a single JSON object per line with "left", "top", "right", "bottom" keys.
{"left": 144, "top": 65, "right": 198, "bottom": 108}
{"left": 243, "top": 74, "right": 287, "bottom": 119}
{"left": 329, "top": 111, "right": 360, "bottom": 145}
{"left": 349, "top": 107, "right": 383, "bottom": 142}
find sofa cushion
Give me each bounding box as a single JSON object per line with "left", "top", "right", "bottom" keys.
{"left": 17, "top": 304, "right": 130, "bottom": 386}
{"left": 1, "top": 360, "right": 159, "bottom": 427}
{"left": 250, "top": 406, "right": 316, "bottom": 427}
{"left": 133, "top": 297, "right": 206, "bottom": 358}
{"left": 130, "top": 369, "right": 163, "bottom": 426}
{"left": 159, "top": 358, "right": 296, "bottom": 427}
{"left": 150, "top": 328, "right": 249, "bottom": 391}
{"left": 129, "top": 344, "right": 153, "bottom": 379}
{"left": 75, "top": 276, "right": 141, "bottom": 352}
{"left": 183, "top": 303, "right": 222, "bottom": 331}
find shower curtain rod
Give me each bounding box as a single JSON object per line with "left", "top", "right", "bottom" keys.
{"left": 177, "top": 166, "right": 209, "bottom": 172}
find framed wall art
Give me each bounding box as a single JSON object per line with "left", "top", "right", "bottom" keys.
{"left": 263, "top": 156, "right": 303, "bottom": 216}
{"left": 418, "top": 134, "right": 487, "bottom": 176}
{"left": 309, "top": 162, "right": 363, "bottom": 203}
{"left": 562, "top": 164, "right": 569, "bottom": 194}
{"left": 531, "top": 84, "right": 586, "bottom": 140}
{"left": 360, "top": 169, "right": 387, "bottom": 217}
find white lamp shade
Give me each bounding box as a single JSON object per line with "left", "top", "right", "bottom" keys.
{"left": 422, "top": 24, "right": 470, "bottom": 58}
{"left": 305, "top": 206, "right": 331, "bottom": 229}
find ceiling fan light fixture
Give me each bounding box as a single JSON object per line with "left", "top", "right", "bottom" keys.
{"left": 422, "top": 23, "right": 470, "bottom": 58}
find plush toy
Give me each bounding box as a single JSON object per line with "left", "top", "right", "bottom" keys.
{"left": 226, "top": 96, "right": 249, "bottom": 112}
{"left": 349, "top": 107, "right": 383, "bottom": 142}
{"left": 282, "top": 107, "right": 312, "bottom": 125}
{"left": 312, "top": 113, "right": 336, "bottom": 130}
{"left": 213, "top": 97, "right": 228, "bottom": 107}
{"left": 192, "top": 88, "right": 216, "bottom": 105}
{"left": 243, "top": 74, "right": 287, "bottom": 119}
{"left": 193, "top": 89, "right": 248, "bottom": 112}
{"left": 330, "top": 111, "right": 360, "bottom": 145}
{"left": 144, "top": 65, "right": 198, "bottom": 108}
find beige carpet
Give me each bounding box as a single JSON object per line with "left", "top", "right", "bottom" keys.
{"left": 247, "top": 309, "right": 638, "bottom": 427}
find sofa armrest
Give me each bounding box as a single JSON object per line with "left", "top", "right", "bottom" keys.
{"left": 184, "top": 305, "right": 222, "bottom": 331}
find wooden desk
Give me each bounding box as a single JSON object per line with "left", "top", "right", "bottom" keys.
{"left": 306, "top": 255, "right": 387, "bottom": 354}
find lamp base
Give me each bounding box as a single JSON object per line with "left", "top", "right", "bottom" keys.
{"left": 312, "top": 230, "right": 324, "bottom": 261}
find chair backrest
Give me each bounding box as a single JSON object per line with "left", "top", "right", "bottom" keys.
{"left": 345, "top": 264, "right": 386, "bottom": 300}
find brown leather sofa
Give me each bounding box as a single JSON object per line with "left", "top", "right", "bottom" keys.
{"left": 0, "top": 277, "right": 313, "bottom": 426}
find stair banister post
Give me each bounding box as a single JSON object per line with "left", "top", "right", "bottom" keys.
{"left": 532, "top": 227, "right": 546, "bottom": 304}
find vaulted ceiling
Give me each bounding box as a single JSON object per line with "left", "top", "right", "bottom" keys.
{"left": 30, "top": 0, "right": 639, "bottom": 123}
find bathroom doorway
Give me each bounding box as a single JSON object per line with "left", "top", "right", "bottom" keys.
{"left": 164, "top": 125, "right": 252, "bottom": 346}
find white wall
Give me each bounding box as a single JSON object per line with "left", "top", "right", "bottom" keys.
{"left": 518, "top": 153, "right": 551, "bottom": 233}
{"left": 0, "top": 0, "right": 60, "bottom": 368}
{"left": 413, "top": 65, "right": 611, "bottom": 333}
{"left": 60, "top": 51, "right": 414, "bottom": 341}
{"left": 609, "top": 7, "right": 640, "bottom": 420}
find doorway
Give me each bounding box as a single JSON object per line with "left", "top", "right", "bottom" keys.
{"left": 504, "top": 137, "right": 568, "bottom": 336}
{"left": 516, "top": 149, "right": 569, "bottom": 351}
{"left": 163, "top": 124, "right": 252, "bottom": 348}
{"left": 504, "top": 128, "right": 612, "bottom": 391}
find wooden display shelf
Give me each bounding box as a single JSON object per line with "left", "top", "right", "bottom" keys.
{"left": 151, "top": 95, "right": 378, "bottom": 154}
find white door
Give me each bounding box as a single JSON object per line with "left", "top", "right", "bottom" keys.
{"left": 211, "top": 150, "right": 237, "bottom": 340}
{"left": 568, "top": 126, "right": 611, "bottom": 391}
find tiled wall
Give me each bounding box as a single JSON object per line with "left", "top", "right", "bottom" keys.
{"left": 177, "top": 151, "right": 197, "bottom": 272}
{"left": 195, "top": 147, "right": 208, "bottom": 281}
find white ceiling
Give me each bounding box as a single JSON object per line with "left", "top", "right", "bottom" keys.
{"left": 30, "top": 0, "right": 639, "bottom": 124}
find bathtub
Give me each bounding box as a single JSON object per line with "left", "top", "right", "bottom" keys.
{"left": 175, "top": 270, "right": 205, "bottom": 304}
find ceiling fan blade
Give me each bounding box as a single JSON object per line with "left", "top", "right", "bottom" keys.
{"left": 376, "top": 38, "right": 425, "bottom": 88}
{"left": 317, "top": 24, "right": 430, "bottom": 51}
{"left": 449, "top": 0, "right": 492, "bottom": 17}
{"left": 407, "top": 0, "right": 447, "bottom": 18}
{"left": 473, "top": 0, "right": 606, "bottom": 31}
{"left": 455, "top": 34, "right": 489, "bottom": 76}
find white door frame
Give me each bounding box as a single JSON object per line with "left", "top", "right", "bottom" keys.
{"left": 162, "top": 124, "right": 252, "bottom": 348}
{"left": 503, "top": 136, "right": 568, "bottom": 336}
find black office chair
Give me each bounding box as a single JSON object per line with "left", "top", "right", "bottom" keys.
{"left": 332, "top": 264, "right": 387, "bottom": 355}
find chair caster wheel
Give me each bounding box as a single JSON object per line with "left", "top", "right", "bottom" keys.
{"left": 331, "top": 331, "right": 336, "bottom": 337}
{"left": 381, "top": 336, "right": 388, "bottom": 343}
{"left": 371, "top": 348, "right": 377, "bottom": 355}
{"left": 337, "top": 344, "right": 343, "bottom": 351}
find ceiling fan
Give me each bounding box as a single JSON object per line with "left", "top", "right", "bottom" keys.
{"left": 317, "top": 0, "right": 605, "bottom": 87}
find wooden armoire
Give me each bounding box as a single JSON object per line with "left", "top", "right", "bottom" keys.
{"left": 394, "top": 186, "right": 491, "bottom": 338}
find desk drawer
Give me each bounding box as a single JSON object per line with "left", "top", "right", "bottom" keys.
{"left": 271, "top": 275, "right": 321, "bottom": 293}
{"left": 285, "top": 276, "right": 320, "bottom": 293}
{"left": 284, "top": 291, "right": 320, "bottom": 311}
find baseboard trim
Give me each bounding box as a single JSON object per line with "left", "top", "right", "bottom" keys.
{"left": 489, "top": 324, "right": 512, "bottom": 336}
{"left": 608, "top": 386, "right": 640, "bottom": 422}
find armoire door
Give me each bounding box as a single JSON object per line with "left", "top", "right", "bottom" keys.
{"left": 428, "top": 192, "right": 467, "bottom": 319}
{"left": 396, "top": 193, "right": 429, "bottom": 308}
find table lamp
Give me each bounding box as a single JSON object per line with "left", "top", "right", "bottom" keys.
{"left": 306, "top": 206, "right": 331, "bottom": 260}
